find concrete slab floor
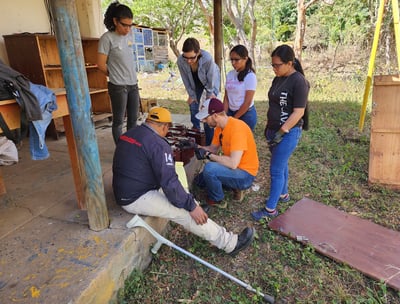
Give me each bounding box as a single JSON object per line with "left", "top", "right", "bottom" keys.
{"left": 0, "top": 114, "right": 190, "bottom": 304}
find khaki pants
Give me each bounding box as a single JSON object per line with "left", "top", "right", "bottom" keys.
{"left": 122, "top": 190, "right": 237, "bottom": 253}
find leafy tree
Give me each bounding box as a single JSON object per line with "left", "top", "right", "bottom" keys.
{"left": 223, "top": 0, "right": 257, "bottom": 63}
{"left": 102, "top": 0, "right": 203, "bottom": 58}
{"left": 306, "top": 0, "right": 371, "bottom": 49}
{"left": 100, "top": 0, "right": 390, "bottom": 70}
{"left": 134, "top": 0, "right": 204, "bottom": 57}
{"left": 196, "top": 0, "right": 215, "bottom": 41}
{"left": 273, "top": 1, "right": 298, "bottom": 41}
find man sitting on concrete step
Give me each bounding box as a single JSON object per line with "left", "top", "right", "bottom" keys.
{"left": 112, "top": 106, "right": 254, "bottom": 256}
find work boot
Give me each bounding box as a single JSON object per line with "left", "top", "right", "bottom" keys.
{"left": 229, "top": 227, "right": 255, "bottom": 257}
{"left": 233, "top": 189, "right": 244, "bottom": 202}
{"left": 206, "top": 198, "right": 227, "bottom": 209}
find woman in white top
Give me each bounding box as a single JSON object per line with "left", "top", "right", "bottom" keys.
{"left": 223, "top": 45, "right": 257, "bottom": 131}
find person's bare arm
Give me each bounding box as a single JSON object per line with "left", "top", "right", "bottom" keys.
{"left": 223, "top": 89, "right": 229, "bottom": 112}
{"left": 208, "top": 150, "right": 243, "bottom": 169}
{"left": 198, "top": 143, "right": 219, "bottom": 155}
{"left": 234, "top": 90, "right": 255, "bottom": 119}
{"left": 280, "top": 107, "right": 305, "bottom": 132}
{"left": 97, "top": 53, "right": 108, "bottom": 76}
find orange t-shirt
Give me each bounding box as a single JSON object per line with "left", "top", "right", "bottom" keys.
{"left": 212, "top": 117, "right": 259, "bottom": 176}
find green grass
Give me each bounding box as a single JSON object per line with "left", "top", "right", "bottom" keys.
{"left": 118, "top": 67, "right": 400, "bottom": 303}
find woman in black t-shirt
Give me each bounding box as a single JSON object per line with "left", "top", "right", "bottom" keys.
{"left": 252, "top": 44, "right": 309, "bottom": 221}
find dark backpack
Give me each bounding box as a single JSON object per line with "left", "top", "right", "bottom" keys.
{"left": 0, "top": 80, "right": 15, "bottom": 100}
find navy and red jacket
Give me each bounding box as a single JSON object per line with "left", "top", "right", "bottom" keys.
{"left": 112, "top": 123, "right": 197, "bottom": 212}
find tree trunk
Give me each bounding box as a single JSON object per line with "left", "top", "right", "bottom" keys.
{"left": 248, "top": 0, "right": 257, "bottom": 68}
{"left": 294, "top": 0, "right": 321, "bottom": 62}
{"left": 197, "top": 0, "right": 214, "bottom": 40}
{"left": 294, "top": 0, "right": 306, "bottom": 61}
{"left": 169, "top": 38, "right": 180, "bottom": 58}
{"left": 224, "top": 0, "right": 257, "bottom": 66}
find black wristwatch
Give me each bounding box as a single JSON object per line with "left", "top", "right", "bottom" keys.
{"left": 206, "top": 151, "right": 212, "bottom": 160}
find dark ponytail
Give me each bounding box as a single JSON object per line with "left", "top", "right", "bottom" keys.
{"left": 293, "top": 58, "right": 309, "bottom": 130}
{"left": 293, "top": 58, "right": 304, "bottom": 76}
{"left": 230, "top": 45, "right": 255, "bottom": 82}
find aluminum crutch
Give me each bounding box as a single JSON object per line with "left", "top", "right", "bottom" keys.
{"left": 127, "top": 214, "right": 275, "bottom": 303}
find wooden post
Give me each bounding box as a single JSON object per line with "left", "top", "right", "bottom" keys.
{"left": 214, "top": 0, "right": 223, "bottom": 81}
{"left": 49, "top": 0, "right": 109, "bottom": 231}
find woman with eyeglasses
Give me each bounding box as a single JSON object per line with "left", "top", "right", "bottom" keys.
{"left": 223, "top": 45, "right": 257, "bottom": 131}
{"left": 251, "top": 44, "right": 309, "bottom": 222}
{"left": 177, "top": 37, "right": 220, "bottom": 145}
{"left": 97, "top": 1, "right": 140, "bottom": 144}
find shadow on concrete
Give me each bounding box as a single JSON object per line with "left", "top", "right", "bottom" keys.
{"left": 0, "top": 114, "right": 191, "bottom": 303}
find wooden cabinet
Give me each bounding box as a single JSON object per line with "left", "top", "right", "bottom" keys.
{"left": 3, "top": 33, "right": 112, "bottom": 133}
{"left": 369, "top": 75, "right": 400, "bottom": 190}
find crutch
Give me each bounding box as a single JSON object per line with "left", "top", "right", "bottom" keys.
{"left": 126, "top": 215, "right": 275, "bottom": 303}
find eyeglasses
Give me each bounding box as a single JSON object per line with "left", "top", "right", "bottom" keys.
{"left": 118, "top": 20, "right": 133, "bottom": 28}
{"left": 182, "top": 54, "right": 198, "bottom": 60}
{"left": 219, "top": 133, "right": 223, "bottom": 147}
{"left": 271, "top": 63, "right": 284, "bottom": 68}
{"left": 230, "top": 58, "right": 242, "bottom": 62}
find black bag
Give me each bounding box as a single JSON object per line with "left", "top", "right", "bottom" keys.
{"left": 0, "top": 80, "right": 14, "bottom": 101}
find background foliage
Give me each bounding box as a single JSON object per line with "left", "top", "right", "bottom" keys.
{"left": 102, "top": 0, "right": 397, "bottom": 72}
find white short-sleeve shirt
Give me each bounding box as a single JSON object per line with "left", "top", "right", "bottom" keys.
{"left": 225, "top": 70, "right": 257, "bottom": 111}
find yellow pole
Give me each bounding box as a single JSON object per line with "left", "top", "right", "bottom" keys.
{"left": 392, "top": 0, "right": 400, "bottom": 70}
{"left": 359, "top": 0, "right": 386, "bottom": 131}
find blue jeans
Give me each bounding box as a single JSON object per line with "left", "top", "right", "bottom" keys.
{"left": 191, "top": 85, "right": 216, "bottom": 145}
{"left": 197, "top": 162, "right": 255, "bottom": 201}
{"left": 227, "top": 106, "right": 257, "bottom": 131}
{"left": 189, "top": 100, "right": 201, "bottom": 129}
{"left": 265, "top": 126, "right": 302, "bottom": 210}
{"left": 108, "top": 82, "right": 140, "bottom": 144}
{"left": 29, "top": 106, "right": 52, "bottom": 160}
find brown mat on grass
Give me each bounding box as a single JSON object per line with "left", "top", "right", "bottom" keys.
{"left": 268, "top": 197, "right": 400, "bottom": 290}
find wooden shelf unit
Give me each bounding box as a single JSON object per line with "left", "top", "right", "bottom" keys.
{"left": 3, "top": 33, "right": 112, "bottom": 130}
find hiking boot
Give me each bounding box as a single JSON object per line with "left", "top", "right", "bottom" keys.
{"left": 206, "top": 198, "right": 227, "bottom": 209}
{"left": 229, "top": 227, "right": 255, "bottom": 257}
{"left": 251, "top": 208, "right": 279, "bottom": 222}
{"left": 233, "top": 189, "right": 245, "bottom": 202}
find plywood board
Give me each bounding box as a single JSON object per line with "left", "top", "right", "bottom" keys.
{"left": 268, "top": 198, "right": 400, "bottom": 291}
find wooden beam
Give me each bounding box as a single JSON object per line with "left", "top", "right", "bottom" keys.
{"left": 214, "top": 0, "right": 223, "bottom": 76}
{"left": 49, "top": 0, "right": 109, "bottom": 231}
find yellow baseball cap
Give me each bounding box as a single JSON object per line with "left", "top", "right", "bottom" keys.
{"left": 147, "top": 107, "right": 172, "bottom": 123}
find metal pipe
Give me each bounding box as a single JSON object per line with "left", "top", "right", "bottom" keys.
{"left": 127, "top": 215, "right": 275, "bottom": 303}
